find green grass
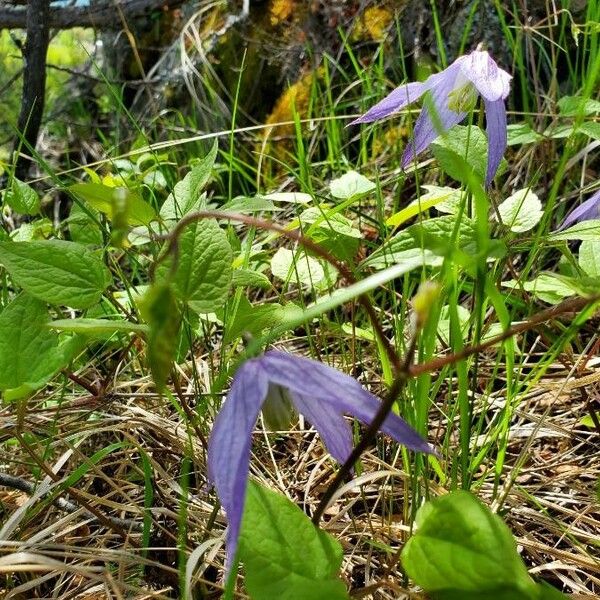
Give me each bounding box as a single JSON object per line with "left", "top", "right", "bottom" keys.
{"left": 1, "top": 1, "right": 600, "bottom": 598}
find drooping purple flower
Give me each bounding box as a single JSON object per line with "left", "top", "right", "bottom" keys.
{"left": 557, "top": 188, "right": 600, "bottom": 231}
{"left": 351, "top": 49, "right": 512, "bottom": 187}
{"left": 208, "top": 350, "right": 433, "bottom": 571}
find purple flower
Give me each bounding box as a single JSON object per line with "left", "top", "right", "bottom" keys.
{"left": 208, "top": 350, "right": 433, "bottom": 571}
{"left": 351, "top": 49, "right": 512, "bottom": 187}
{"left": 557, "top": 188, "right": 600, "bottom": 231}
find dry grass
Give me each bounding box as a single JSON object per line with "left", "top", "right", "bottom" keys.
{"left": 1, "top": 339, "right": 599, "bottom": 599}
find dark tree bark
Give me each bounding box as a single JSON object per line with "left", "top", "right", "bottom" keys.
{"left": 0, "top": 0, "right": 185, "bottom": 30}
{"left": 13, "top": 0, "right": 50, "bottom": 180}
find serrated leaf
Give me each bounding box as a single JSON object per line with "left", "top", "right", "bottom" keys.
{"left": 402, "top": 491, "right": 537, "bottom": 598}
{"left": 271, "top": 248, "right": 325, "bottom": 287}
{"left": 431, "top": 125, "right": 488, "bottom": 183}
{"left": 0, "top": 295, "right": 77, "bottom": 397}
{"left": 232, "top": 268, "right": 272, "bottom": 289}
{"left": 70, "top": 183, "right": 157, "bottom": 226}
{"left": 545, "top": 124, "right": 574, "bottom": 139}
{"left": 503, "top": 272, "right": 579, "bottom": 304}
{"left": 299, "top": 206, "right": 361, "bottom": 261}
{"left": 299, "top": 206, "right": 362, "bottom": 238}
{"left": 497, "top": 189, "right": 543, "bottom": 233}
{"left": 507, "top": 123, "right": 543, "bottom": 146}
{"left": 579, "top": 240, "right": 600, "bottom": 277}
{"left": 156, "top": 219, "right": 232, "bottom": 313}
{"left": 5, "top": 178, "right": 40, "bottom": 215}
{"left": 223, "top": 296, "right": 285, "bottom": 343}
{"left": 67, "top": 203, "right": 103, "bottom": 246}
{"left": 0, "top": 240, "right": 112, "bottom": 308}
{"left": 549, "top": 220, "right": 600, "bottom": 241}
{"left": 160, "top": 141, "right": 217, "bottom": 220}
{"left": 579, "top": 121, "right": 600, "bottom": 140}
{"left": 10, "top": 218, "right": 53, "bottom": 242}
{"left": 329, "top": 170, "right": 376, "bottom": 200}
{"left": 139, "top": 283, "right": 180, "bottom": 392}
{"left": 557, "top": 95, "right": 600, "bottom": 116}
{"left": 239, "top": 481, "right": 348, "bottom": 600}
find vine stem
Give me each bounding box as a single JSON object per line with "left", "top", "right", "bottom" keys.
{"left": 158, "top": 210, "right": 600, "bottom": 524}
{"left": 158, "top": 209, "right": 403, "bottom": 372}
{"left": 311, "top": 292, "right": 600, "bottom": 522}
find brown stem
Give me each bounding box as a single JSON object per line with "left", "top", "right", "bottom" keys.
{"left": 311, "top": 335, "right": 419, "bottom": 524}
{"left": 312, "top": 292, "right": 600, "bottom": 523}
{"left": 408, "top": 293, "right": 600, "bottom": 378}
{"left": 158, "top": 209, "right": 402, "bottom": 372}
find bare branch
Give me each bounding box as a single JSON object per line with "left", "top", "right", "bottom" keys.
{"left": 0, "top": 0, "right": 185, "bottom": 30}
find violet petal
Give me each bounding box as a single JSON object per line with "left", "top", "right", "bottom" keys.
{"left": 484, "top": 97, "right": 508, "bottom": 187}
{"left": 291, "top": 393, "right": 354, "bottom": 463}
{"left": 262, "top": 351, "right": 432, "bottom": 454}
{"left": 350, "top": 81, "right": 428, "bottom": 125}
{"left": 461, "top": 50, "right": 511, "bottom": 102}
{"left": 207, "top": 359, "right": 269, "bottom": 572}
{"left": 558, "top": 189, "right": 600, "bottom": 231}
{"left": 401, "top": 63, "right": 467, "bottom": 168}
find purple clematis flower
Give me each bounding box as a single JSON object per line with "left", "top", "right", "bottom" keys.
{"left": 557, "top": 188, "right": 600, "bottom": 231}
{"left": 208, "top": 350, "right": 433, "bottom": 571}
{"left": 351, "top": 48, "right": 512, "bottom": 187}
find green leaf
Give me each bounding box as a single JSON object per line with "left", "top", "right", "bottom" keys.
{"left": 329, "top": 170, "right": 376, "bottom": 200}
{"left": 48, "top": 318, "right": 148, "bottom": 336}
{"left": 10, "top": 218, "right": 52, "bottom": 242}
{"left": 497, "top": 188, "right": 543, "bottom": 233}
{"left": 70, "top": 183, "right": 157, "bottom": 226}
{"left": 160, "top": 140, "right": 218, "bottom": 220}
{"left": 156, "top": 219, "right": 232, "bottom": 313}
{"left": 239, "top": 481, "right": 348, "bottom": 600}
{"left": 557, "top": 95, "right": 600, "bottom": 116}
{"left": 299, "top": 206, "right": 362, "bottom": 238}
{"left": 503, "top": 273, "right": 580, "bottom": 304}
{"left": 431, "top": 125, "right": 489, "bottom": 184}
{"left": 223, "top": 296, "right": 286, "bottom": 343}
{"left": 5, "top": 178, "right": 40, "bottom": 215}
{"left": 549, "top": 220, "right": 600, "bottom": 241}
{"left": 579, "top": 121, "right": 600, "bottom": 140}
{"left": 0, "top": 240, "right": 112, "bottom": 308}
{"left": 221, "top": 196, "right": 279, "bottom": 214}
{"left": 67, "top": 203, "right": 104, "bottom": 246}
{"left": 507, "top": 123, "right": 543, "bottom": 146}
{"left": 394, "top": 187, "right": 463, "bottom": 228}
{"left": 299, "top": 206, "right": 361, "bottom": 261}
{"left": 579, "top": 240, "right": 600, "bottom": 277}
{"left": 402, "top": 491, "right": 537, "bottom": 598}
{"left": 533, "top": 582, "right": 569, "bottom": 599}
{"left": 0, "top": 295, "right": 77, "bottom": 397}
{"left": 580, "top": 414, "right": 598, "bottom": 428}
{"left": 271, "top": 248, "right": 325, "bottom": 287}
{"left": 361, "top": 228, "right": 442, "bottom": 270}
{"left": 263, "top": 191, "right": 312, "bottom": 204}
{"left": 232, "top": 268, "right": 272, "bottom": 289}
{"left": 139, "top": 283, "right": 180, "bottom": 392}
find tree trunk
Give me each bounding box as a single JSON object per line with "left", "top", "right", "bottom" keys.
{"left": 13, "top": 0, "right": 50, "bottom": 180}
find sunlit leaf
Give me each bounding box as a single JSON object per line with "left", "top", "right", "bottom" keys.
{"left": 239, "top": 482, "right": 348, "bottom": 600}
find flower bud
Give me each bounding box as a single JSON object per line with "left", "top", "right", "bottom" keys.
{"left": 262, "top": 384, "right": 296, "bottom": 431}
{"left": 413, "top": 281, "right": 442, "bottom": 328}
